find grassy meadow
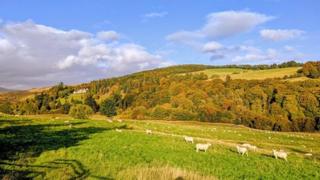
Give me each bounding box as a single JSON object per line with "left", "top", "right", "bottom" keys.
{"left": 193, "top": 67, "right": 301, "bottom": 80}
{"left": 1, "top": 114, "right": 319, "bottom": 179}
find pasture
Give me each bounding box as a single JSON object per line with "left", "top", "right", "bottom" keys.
{"left": 194, "top": 67, "right": 301, "bottom": 80}
{"left": 1, "top": 114, "right": 319, "bottom": 179}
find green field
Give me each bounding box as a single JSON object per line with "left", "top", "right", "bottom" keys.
{"left": 1, "top": 115, "right": 319, "bottom": 179}
{"left": 194, "top": 67, "right": 301, "bottom": 80}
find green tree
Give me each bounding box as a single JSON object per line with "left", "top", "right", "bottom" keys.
{"left": 100, "top": 99, "right": 117, "bottom": 117}
{"left": 85, "top": 96, "right": 99, "bottom": 112}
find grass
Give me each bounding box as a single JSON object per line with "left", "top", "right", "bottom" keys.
{"left": 194, "top": 67, "right": 302, "bottom": 80}
{"left": 1, "top": 114, "right": 319, "bottom": 179}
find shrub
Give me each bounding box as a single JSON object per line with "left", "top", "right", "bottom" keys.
{"left": 131, "top": 106, "right": 148, "bottom": 119}
{"left": 151, "top": 106, "right": 171, "bottom": 119}
{"left": 69, "top": 104, "right": 93, "bottom": 119}
{"left": 100, "top": 99, "right": 117, "bottom": 117}
{"left": 0, "top": 102, "right": 13, "bottom": 114}
{"left": 170, "top": 108, "right": 196, "bottom": 120}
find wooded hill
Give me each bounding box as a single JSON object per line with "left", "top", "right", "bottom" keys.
{"left": 1, "top": 61, "right": 320, "bottom": 132}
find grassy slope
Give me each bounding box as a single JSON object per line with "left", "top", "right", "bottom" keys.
{"left": 1, "top": 115, "right": 319, "bottom": 179}
{"left": 195, "top": 67, "right": 302, "bottom": 80}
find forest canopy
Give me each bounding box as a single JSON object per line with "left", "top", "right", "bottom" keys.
{"left": 1, "top": 61, "right": 320, "bottom": 132}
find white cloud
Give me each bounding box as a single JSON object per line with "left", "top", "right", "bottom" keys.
{"left": 144, "top": 12, "right": 168, "bottom": 18}
{"left": 167, "top": 10, "right": 273, "bottom": 45}
{"left": 0, "top": 20, "right": 169, "bottom": 89}
{"left": 232, "top": 48, "right": 278, "bottom": 63}
{"left": 166, "top": 30, "right": 204, "bottom": 47}
{"left": 260, "top": 29, "right": 305, "bottom": 41}
{"left": 96, "top": 31, "right": 119, "bottom": 41}
{"left": 202, "top": 41, "right": 223, "bottom": 52}
{"left": 202, "top": 11, "right": 273, "bottom": 39}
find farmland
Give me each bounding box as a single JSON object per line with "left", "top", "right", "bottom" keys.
{"left": 1, "top": 114, "right": 319, "bottom": 179}
{"left": 193, "top": 67, "right": 302, "bottom": 80}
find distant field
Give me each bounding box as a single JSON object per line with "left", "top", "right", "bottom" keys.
{"left": 195, "top": 67, "right": 302, "bottom": 80}
{"left": 1, "top": 114, "right": 319, "bottom": 179}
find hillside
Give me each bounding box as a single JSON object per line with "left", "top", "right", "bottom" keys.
{"left": 0, "top": 115, "right": 319, "bottom": 179}
{"left": 0, "top": 87, "right": 15, "bottom": 93}
{"left": 1, "top": 61, "right": 320, "bottom": 132}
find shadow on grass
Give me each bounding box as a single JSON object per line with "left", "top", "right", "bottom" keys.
{"left": 0, "top": 118, "right": 114, "bottom": 179}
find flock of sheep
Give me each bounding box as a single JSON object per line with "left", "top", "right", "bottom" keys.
{"left": 115, "top": 126, "right": 289, "bottom": 161}
{"left": 183, "top": 135, "right": 288, "bottom": 161}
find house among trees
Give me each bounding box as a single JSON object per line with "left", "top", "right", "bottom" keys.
{"left": 73, "top": 88, "right": 88, "bottom": 94}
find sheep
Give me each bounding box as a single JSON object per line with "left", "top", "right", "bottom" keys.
{"left": 117, "top": 119, "right": 123, "bottom": 122}
{"left": 236, "top": 146, "right": 248, "bottom": 156}
{"left": 115, "top": 128, "right": 122, "bottom": 132}
{"left": 64, "top": 120, "right": 70, "bottom": 123}
{"left": 305, "top": 153, "right": 312, "bottom": 157}
{"left": 249, "top": 145, "right": 257, "bottom": 152}
{"left": 242, "top": 143, "right": 257, "bottom": 152}
{"left": 196, "top": 143, "right": 211, "bottom": 152}
{"left": 106, "top": 119, "right": 113, "bottom": 123}
{"left": 184, "top": 136, "right": 194, "bottom": 143}
{"left": 273, "top": 150, "right": 288, "bottom": 161}
{"left": 146, "top": 129, "right": 152, "bottom": 134}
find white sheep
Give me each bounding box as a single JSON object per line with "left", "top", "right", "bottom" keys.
{"left": 196, "top": 143, "right": 211, "bottom": 152}
{"left": 117, "top": 119, "right": 123, "bottom": 122}
{"left": 236, "top": 146, "right": 248, "bottom": 156}
{"left": 184, "top": 136, "right": 194, "bottom": 143}
{"left": 249, "top": 145, "right": 257, "bottom": 152}
{"left": 273, "top": 150, "right": 288, "bottom": 161}
{"left": 305, "top": 153, "right": 312, "bottom": 157}
{"left": 115, "top": 128, "right": 122, "bottom": 132}
{"left": 146, "top": 129, "right": 152, "bottom": 134}
{"left": 242, "top": 143, "right": 257, "bottom": 152}
{"left": 107, "top": 119, "right": 113, "bottom": 123}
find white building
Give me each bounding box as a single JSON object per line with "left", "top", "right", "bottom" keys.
{"left": 73, "top": 88, "right": 88, "bottom": 94}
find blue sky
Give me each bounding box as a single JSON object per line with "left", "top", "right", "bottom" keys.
{"left": 0, "top": 0, "right": 319, "bottom": 88}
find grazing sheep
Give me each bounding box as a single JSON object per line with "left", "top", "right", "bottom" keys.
{"left": 107, "top": 119, "right": 113, "bottom": 123}
{"left": 242, "top": 143, "right": 251, "bottom": 148}
{"left": 273, "top": 150, "right": 288, "bottom": 161}
{"left": 115, "top": 128, "right": 122, "bottom": 132}
{"left": 146, "top": 129, "right": 152, "bottom": 134}
{"left": 196, "top": 143, "right": 211, "bottom": 152}
{"left": 242, "top": 143, "right": 257, "bottom": 152}
{"left": 305, "top": 153, "right": 312, "bottom": 157}
{"left": 236, "top": 146, "right": 248, "bottom": 156}
{"left": 184, "top": 136, "right": 194, "bottom": 143}
{"left": 64, "top": 120, "right": 70, "bottom": 123}
{"left": 249, "top": 145, "right": 257, "bottom": 152}
{"left": 117, "top": 119, "right": 123, "bottom": 122}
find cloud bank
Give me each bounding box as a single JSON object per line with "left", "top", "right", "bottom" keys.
{"left": 166, "top": 10, "right": 305, "bottom": 64}
{"left": 0, "top": 20, "right": 169, "bottom": 89}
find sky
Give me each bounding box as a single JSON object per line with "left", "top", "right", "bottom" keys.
{"left": 0, "top": 0, "right": 319, "bottom": 89}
